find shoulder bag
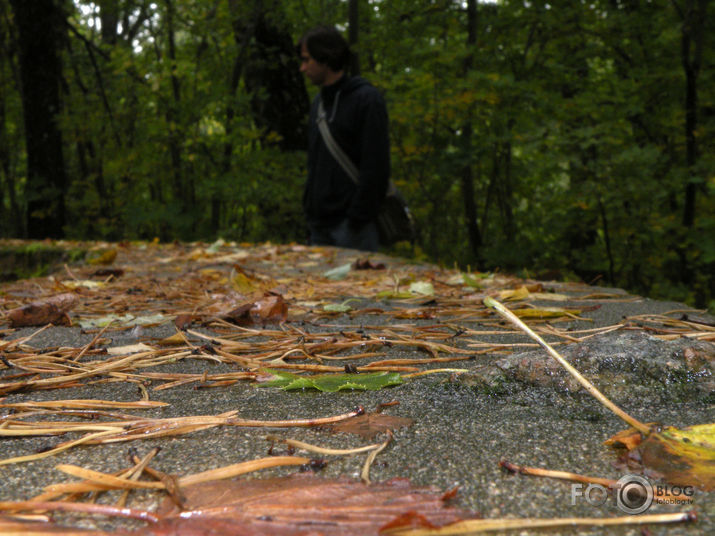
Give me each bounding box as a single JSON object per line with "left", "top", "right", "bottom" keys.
{"left": 317, "top": 99, "right": 414, "bottom": 246}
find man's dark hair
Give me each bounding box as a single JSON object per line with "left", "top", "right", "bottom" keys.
{"left": 297, "top": 26, "right": 351, "bottom": 72}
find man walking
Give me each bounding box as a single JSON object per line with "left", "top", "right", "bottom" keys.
{"left": 298, "top": 26, "right": 390, "bottom": 251}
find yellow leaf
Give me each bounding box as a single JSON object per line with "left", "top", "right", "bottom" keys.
{"left": 499, "top": 286, "right": 530, "bottom": 301}
{"left": 86, "top": 249, "right": 117, "bottom": 265}
{"left": 639, "top": 424, "right": 715, "bottom": 491}
{"left": 230, "top": 266, "right": 259, "bottom": 294}
{"left": 511, "top": 307, "right": 582, "bottom": 318}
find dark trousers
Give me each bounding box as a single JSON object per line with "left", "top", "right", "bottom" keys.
{"left": 309, "top": 218, "right": 379, "bottom": 252}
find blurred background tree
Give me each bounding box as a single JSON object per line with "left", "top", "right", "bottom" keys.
{"left": 1, "top": 0, "right": 713, "bottom": 308}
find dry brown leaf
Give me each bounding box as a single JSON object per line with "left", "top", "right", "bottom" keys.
{"left": 150, "top": 473, "right": 477, "bottom": 535}
{"left": 251, "top": 292, "right": 287, "bottom": 322}
{"left": 7, "top": 293, "right": 78, "bottom": 327}
{"left": 332, "top": 412, "right": 414, "bottom": 439}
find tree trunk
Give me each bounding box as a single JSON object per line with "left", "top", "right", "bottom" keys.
{"left": 348, "top": 0, "right": 360, "bottom": 76}
{"left": 679, "top": 0, "right": 705, "bottom": 228}
{"left": 10, "top": 0, "right": 68, "bottom": 239}
{"left": 0, "top": 3, "right": 22, "bottom": 236}
{"left": 164, "top": 0, "right": 191, "bottom": 211}
{"left": 460, "top": 0, "right": 482, "bottom": 260}
{"left": 229, "top": 0, "right": 308, "bottom": 152}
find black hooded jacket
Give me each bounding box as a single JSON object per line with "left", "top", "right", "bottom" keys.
{"left": 304, "top": 75, "right": 390, "bottom": 227}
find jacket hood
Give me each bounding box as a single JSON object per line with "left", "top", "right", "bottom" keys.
{"left": 320, "top": 75, "right": 370, "bottom": 100}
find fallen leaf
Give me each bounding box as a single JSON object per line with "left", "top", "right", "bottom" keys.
{"left": 256, "top": 370, "right": 403, "bottom": 392}
{"left": 230, "top": 265, "right": 260, "bottom": 294}
{"left": 636, "top": 423, "right": 715, "bottom": 491}
{"left": 205, "top": 238, "right": 226, "bottom": 254}
{"left": 324, "top": 262, "right": 353, "bottom": 280}
{"left": 173, "top": 314, "right": 195, "bottom": 330}
{"left": 332, "top": 412, "right": 414, "bottom": 439}
{"left": 157, "top": 333, "right": 188, "bottom": 346}
{"left": 498, "top": 286, "right": 530, "bottom": 301}
{"left": 510, "top": 307, "right": 582, "bottom": 318}
{"left": 78, "top": 313, "right": 170, "bottom": 329}
{"left": 461, "top": 273, "right": 484, "bottom": 289}
{"left": 86, "top": 249, "right": 117, "bottom": 265}
{"left": 323, "top": 299, "right": 359, "bottom": 313}
{"left": 7, "top": 293, "right": 78, "bottom": 327}
{"left": 61, "top": 280, "right": 106, "bottom": 289}
{"left": 409, "top": 282, "right": 434, "bottom": 296}
{"left": 603, "top": 424, "right": 656, "bottom": 451}
{"left": 106, "top": 343, "right": 155, "bottom": 356}
{"left": 353, "top": 258, "right": 386, "bottom": 270}
{"left": 251, "top": 293, "right": 287, "bottom": 322}
{"left": 529, "top": 292, "right": 569, "bottom": 302}
{"left": 151, "top": 474, "right": 476, "bottom": 535}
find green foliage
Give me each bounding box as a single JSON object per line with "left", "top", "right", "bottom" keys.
{"left": 2, "top": 0, "right": 713, "bottom": 309}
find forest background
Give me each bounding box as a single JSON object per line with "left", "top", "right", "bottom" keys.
{"left": 1, "top": 0, "right": 713, "bottom": 309}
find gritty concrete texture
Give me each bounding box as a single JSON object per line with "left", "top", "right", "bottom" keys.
{"left": 0, "top": 241, "right": 712, "bottom": 535}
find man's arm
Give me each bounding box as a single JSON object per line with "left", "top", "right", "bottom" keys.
{"left": 347, "top": 90, "right": 390, "bottom": 224}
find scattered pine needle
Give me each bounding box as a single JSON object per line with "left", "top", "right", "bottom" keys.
{"left": 384, "top": 511, "right": 696, "bottom": 534}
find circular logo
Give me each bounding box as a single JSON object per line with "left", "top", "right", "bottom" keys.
{"left": 615, "top": 475, "right": 653, "bottom": 514}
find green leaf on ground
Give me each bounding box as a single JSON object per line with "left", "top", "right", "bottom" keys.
{"left": 256, "top": 369, "right": 403, "bottom": 392}
{"left": 323, "top": 263, "right": 353, "bottom": 280}
{"left": 323, "top": 299, "right": 359, "bottom": 313}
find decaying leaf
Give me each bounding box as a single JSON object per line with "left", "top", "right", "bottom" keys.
{"left": 251, "top": 293, "right": 287, "bottom": 322}
{"left": 7, "top": 293, "right": 78, "bottom": 327}
{"left": 603, "top": 424, "right": 657, "bottom": 451}
{"left": 229, "top": 265, "right": 261, "bottom": 294}
{"left": 352, "top": 258, "right": 386, "bottom": 270}
{"left": 612, "top": 423, "right": 715, "bottom": 491}
{"left": 151, "top": 474, "right": 477, "bottom": 536}
{"left": 219, "top": 293, "right": 288, "bottom": 325}
{"left": 332, "top": 412, "right": 414, "bottom": 439}
{"left": 256, "top": 369, "right": 403, "bottom": 392}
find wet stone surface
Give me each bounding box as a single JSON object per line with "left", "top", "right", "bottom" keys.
{"left": 0, "top": 241, "right": 713, "bottom": 535}
{"left": 465, "top": 330, "right": 714, "bottom": 404}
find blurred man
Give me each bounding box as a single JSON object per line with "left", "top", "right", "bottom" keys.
{"left": 298, "top": 26, "right": 390, "bottom": 251}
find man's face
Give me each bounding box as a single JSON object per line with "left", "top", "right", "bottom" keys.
{"left": 300, "top": 43, "right": 330, "bottom": 86}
